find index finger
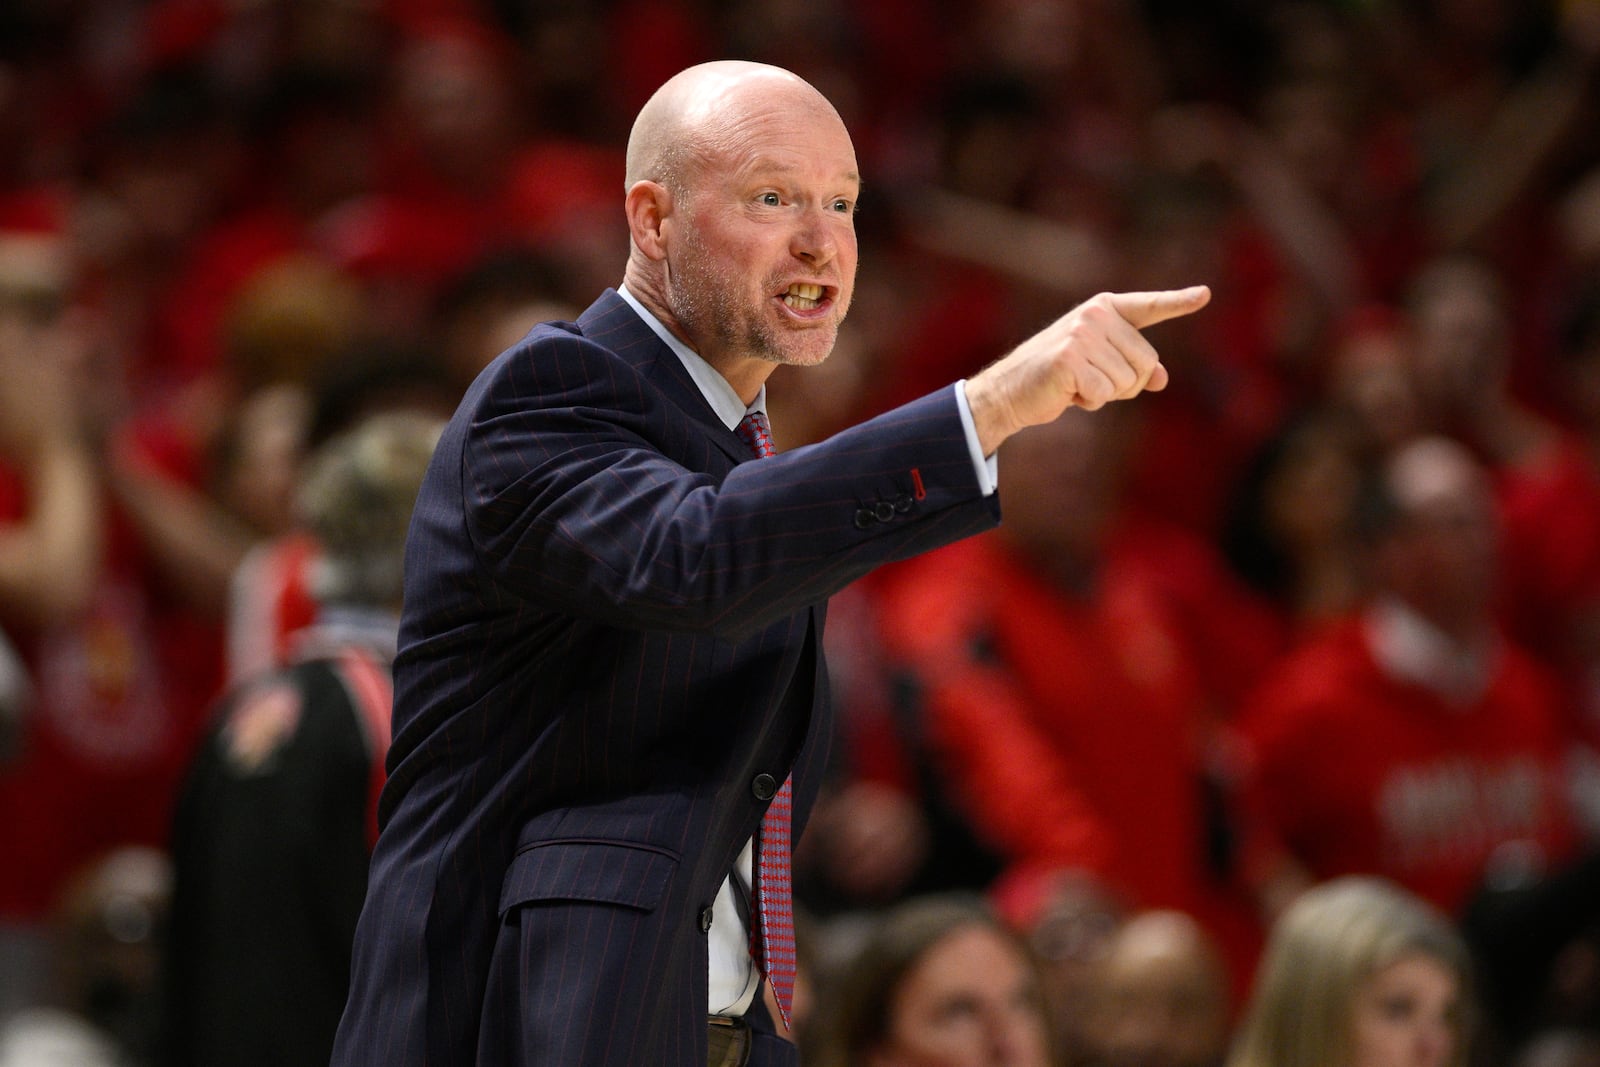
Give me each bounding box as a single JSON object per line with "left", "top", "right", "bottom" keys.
{"left": 1107, "top": 285, "right": 1212, "bottom": 330}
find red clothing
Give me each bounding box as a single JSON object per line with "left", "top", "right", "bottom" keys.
{"left": 153, "top": 204, "right": 310, "bottom": 387}
{"left": 0, "top": 465, "right": 223, "bottom": 920}
{"left": 1493, "top": 432, "right": 1600, "bottom": 675}
{"left": 872, "top": 530, "right": 1255, "bottom": 915}
{"left": 1236, "top": 613, "right": 1575, "bottom": 915}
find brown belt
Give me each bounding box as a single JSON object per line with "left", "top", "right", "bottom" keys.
{"left": 707, "top": 1015, "right": 752, "bottom": 1067}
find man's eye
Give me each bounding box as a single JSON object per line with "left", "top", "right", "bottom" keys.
{"left": 760, "top": 192, "right": 781, "bottom": 206}
{"left": 832, "top": 199, "right": 853, "bottom": 213}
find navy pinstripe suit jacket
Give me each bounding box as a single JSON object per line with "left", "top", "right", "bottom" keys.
{"left": 330, "top": 290, "right": 999, "bottom": 1066}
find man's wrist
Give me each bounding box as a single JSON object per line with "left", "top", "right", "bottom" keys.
{"left": 962, "top": 368, "right": 1023, "bottom": 458}
{"left": 954, "top": 381, "right": 999, "bottom": 497}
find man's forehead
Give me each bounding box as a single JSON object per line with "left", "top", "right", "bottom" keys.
{"left": 737, "top": 155, "right": 861, "bottom": 187}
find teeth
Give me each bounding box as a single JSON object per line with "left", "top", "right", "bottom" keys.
{"left": 783, "top": 283, "right": 823, "bottom": 311}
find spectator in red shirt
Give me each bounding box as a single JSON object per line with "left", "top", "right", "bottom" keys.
{"left": 0, "top": 213, "right": 218, "bottom": 1016}
{"left": 1235, "top": 435, "right": 1579, "bottom": 920}
{"left": 1403, "top": 257, "right": 1600, "bottom": 678}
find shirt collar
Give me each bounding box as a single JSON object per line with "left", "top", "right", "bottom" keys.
{"left": 618, "top": 284, "right": 765, "bottom": 431}
{"left": 1363, "top": 595, "right": 1497, "bottom": 706}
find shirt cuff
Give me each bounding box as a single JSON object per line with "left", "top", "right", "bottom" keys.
{"left": 955, "top": 380, "right": 998, "bottom": 497}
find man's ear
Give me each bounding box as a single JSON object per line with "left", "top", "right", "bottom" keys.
{"left": 625, "top": 180, "right": 672, "bottom": 261}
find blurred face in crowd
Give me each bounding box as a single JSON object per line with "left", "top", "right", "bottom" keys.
{"left": 1263, "top": 417, "right": 1363, "bottom": 559}
{"left": 869, "top": 922, "right": 1052, "bottom": 1067}
{"left": 216, "top": 384, "right": 311, "bottom": 537}
{"left": 1407, "top": 260, "right": 1510, "bottom": 419}
{"left": 626, "top": 63, "right": 859, "bottom": 400}
{"left": 0, "top": 234, "right": 100, "bottom": 457}
{"left": 1349, "top": 953, "right": 1461, "bottom": 1067}
{"left": 1329, "top": 320, "right": 1422, "bottom": 457}
{"left": 1025, "top": 878, "right": 1124, "bottom": 1063}
{"left": 393, "top": 31, "right": 513, "bottom": 185}
{"left": 1378, "top": 438, "right": 1498, "bottom": 636}
{"left": 1086, "top": 911, "right": 1231, "bottom": 1067}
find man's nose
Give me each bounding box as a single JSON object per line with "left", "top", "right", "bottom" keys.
{"left": 791, "top": 209, "right": 838, "bottom": 268}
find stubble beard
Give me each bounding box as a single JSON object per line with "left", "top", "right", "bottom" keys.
{"left": 668, "top": 232, "right": 841, "bottom": 368}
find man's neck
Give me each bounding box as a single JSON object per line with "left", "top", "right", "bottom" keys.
{"left": 618, "top": 267, "right": 771, "bottom": 406}
{"left": 616, "top": 284, "right": 766, "bottom": 428}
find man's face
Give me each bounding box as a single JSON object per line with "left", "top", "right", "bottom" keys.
{"left": 1409, "top": 265, "right": 1508, "bottom": 416}
{"left": 1381, "top": 445, "right": 1498, "bottom": 629}
{"left": 663, "top": 93, "right": 859, "bottom": 375}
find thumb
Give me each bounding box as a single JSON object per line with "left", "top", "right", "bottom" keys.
{"left": 1107, "top": 285, "right": 1212, "bottom": 330}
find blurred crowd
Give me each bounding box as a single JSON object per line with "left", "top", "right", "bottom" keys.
{"left": 2, "top": 0, "right": 1600, "bottom": 1065}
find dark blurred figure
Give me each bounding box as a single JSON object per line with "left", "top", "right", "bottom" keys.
{"left": 1220, "top": 307, "right": 1429, "bottom": 635}
{"left": 1220, "top": 409, "right": 1370, "bottom": 632}
{"left": 1460, "top": 850, "right": 1600, "bottom": 1061}
{"left": 74, "top": 66, "right": 245, "bottom": 398}
{"left": 164, "top": 411, "right": 440, "bottom": 1067}
{"left": 1020, "top": 877, "right": 1129, "bottom": 1067}
{"left": 157, "top": 61, "right": 382, "bottom": 388}
{"left": 1546, "top": 278, "right": 1600, "bottom": 846}
{"left": 430, "top": 247, "right": 584, "bottom": 397}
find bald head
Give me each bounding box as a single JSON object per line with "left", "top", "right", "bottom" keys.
{"left": 1090, "top": 911, "right": 1231, "bottom": 1067}
{"left": 625, "top": 61, "right": 843, "bottom": 194}
{"left": 1385, "top": 435, "right": 1486, "bottom": 515}
{"left": 1103, "top": 911, "right": 1227, "bottom": 987}
{"left": 619, "top": 61, "right": 860, "bottom": 400}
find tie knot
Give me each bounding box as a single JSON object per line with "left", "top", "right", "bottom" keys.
{"left": 735, "top": 411, "right": 776, "bottom": 459}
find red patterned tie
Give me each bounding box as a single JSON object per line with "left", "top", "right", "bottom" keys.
{"left": 734, "top": 410, "right": 776, "bottom": 461}
{"left": 733, "top": 410, "right": 797, "bottom": 1029}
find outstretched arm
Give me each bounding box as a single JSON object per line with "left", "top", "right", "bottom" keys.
{"left": 963, "top": 286, "right": 1211, "bottom": 456}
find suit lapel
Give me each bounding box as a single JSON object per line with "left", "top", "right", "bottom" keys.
{"left": 578, "top": 290, "right": 747, "bottom": 465}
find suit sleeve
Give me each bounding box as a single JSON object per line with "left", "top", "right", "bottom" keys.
{"left": 457, "top": 332, "right": 999, "bottom": 638}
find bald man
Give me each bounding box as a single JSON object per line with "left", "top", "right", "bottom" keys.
{"left": 331, "top": 61, "right": 1208, "bottom": 1067}
{"left": 1083, "top": 912, "right": 1232, "bottom": 1067}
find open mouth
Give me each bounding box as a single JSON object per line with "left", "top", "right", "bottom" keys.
{"left": 780, "top": 282, "right": 827, "bottom": 312}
